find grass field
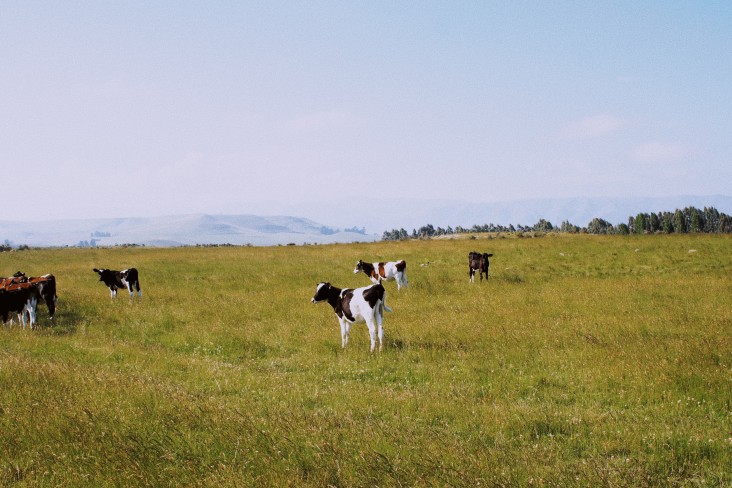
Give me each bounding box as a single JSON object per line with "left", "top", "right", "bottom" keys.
{"left": 1, "top": 234, "right": 730, "bottom": 486}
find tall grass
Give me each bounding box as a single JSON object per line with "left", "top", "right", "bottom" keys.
{"left": 1, "top": 235, "right": 730, "bottom": 486}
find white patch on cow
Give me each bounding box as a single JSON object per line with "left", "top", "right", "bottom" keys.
{"left": 339, "top": 286, "right": 387, "bottom": 352}
{"left": 24, "top": 294, "right": 38, "bottom": 330}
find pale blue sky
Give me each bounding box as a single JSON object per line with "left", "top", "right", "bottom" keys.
{"left": 2, "top": 1, "right": 730, "bottom": 222}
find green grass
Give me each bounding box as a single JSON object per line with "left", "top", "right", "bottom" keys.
{"left": 1, "top": 234, "right": 730, "bottom": 486}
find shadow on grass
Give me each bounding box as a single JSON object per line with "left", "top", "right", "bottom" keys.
{"left": 35, "top": 307, "right": 86, "bottom": 336}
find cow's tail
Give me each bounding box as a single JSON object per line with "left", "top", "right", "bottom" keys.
{"left": 381, "top": 290, "right": 393, "bottom": 314}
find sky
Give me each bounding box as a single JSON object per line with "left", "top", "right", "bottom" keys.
{"left": 2, "top": 1, "right": 731, "bottom": 224}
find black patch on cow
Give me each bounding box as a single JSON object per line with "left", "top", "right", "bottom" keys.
{"left": 338, "top": 289, "right": 355, "bottom": 322}
{"left": 395, "top": 260, "right": 406, "bottom": 272}
{"left": 356, "top": 260, "right": 376, "bottom": 279}
{"left": 362, "top": 283, "right": 385, "bottom": 309}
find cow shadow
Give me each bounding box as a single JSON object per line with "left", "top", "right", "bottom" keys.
{"left": 35, "top": 309, "right": 83, "bottom": 336}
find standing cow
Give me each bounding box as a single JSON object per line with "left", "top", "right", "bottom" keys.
{"left": 311, "top": 282, "right": 392, "bottom": 352}
{"left": 12, "top": 272, "right": 57, "bottom": 323}
{"left": 353, "top": 259, "right": 408, "bottom": 290}
{"left": 93, "top": 268, "right": 142, "bottom": 298}
{"left": 0, "top": 282, "right": 41, "bottom": 329}
{"left": 469, "top": 251, "right": 493, "bottom": 283}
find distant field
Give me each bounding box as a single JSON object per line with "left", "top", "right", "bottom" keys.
{"left": 1, "top": 234, "right": 730, "bottom": 486}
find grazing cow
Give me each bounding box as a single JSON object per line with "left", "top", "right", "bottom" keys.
{"left": 469, "top": 251, "right": 493, "bottom": 283}
{"left": 12, "top": 272, "right": 58, "bottom": 323}
{"left": 92, "top": 268, "right": 142, "bottom": 298}
{"left": 0, "top": 282, "right": 41, "bottom": 329}
{"left": 353, "top": 259, "right": 408, "bottom": 290}
{"left": 311, "top": 282, "right": 392, "bottom": 352}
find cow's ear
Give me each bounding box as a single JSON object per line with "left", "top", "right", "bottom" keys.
{"left": 93, "top": 268, "right": 99, "bottom": 273}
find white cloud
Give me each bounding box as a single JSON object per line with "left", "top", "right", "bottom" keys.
{"left": 558, "top": 114, "right": 628, "bottom": 140}
{"left": 631, "top": 141, "right": 688, "bottom": 163}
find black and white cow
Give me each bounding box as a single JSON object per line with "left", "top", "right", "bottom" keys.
{"left": 93, "top": 268, "right": 142, "bottom": 298}
{"left": 469, "top": 251, "right": 493, "bottom": 283}
{"left": 311, "top": 282, "right": 392, "bottom": 352}
{"left": 353, "top": 259, "right": 408, "bottom": 290}
{"left": 0, "top": 282, "right": 41, "bottom": 329}
{"left": 13, "top": 272, "right": 57, "bottom": 323}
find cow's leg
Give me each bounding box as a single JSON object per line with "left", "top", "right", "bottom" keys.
{"left": 366, "top": 316, "right": 377, "bottom": 353}
{"left": 26, "top": 299, "right": 37, "bottom": 330}
{"left": 469, "top": 268, "right": 474, "bottom": 283}
{"left": 340, "top": 319, "right": 349, "bottom": 348}
{"left": 110, "top": 286, "right": 117, "bottom": 299}
{"left": 136, "top": 280, "right": 142, "bottom": 298}
{"left": 376, "top": 308, "right": 384, "bottom": 352}
{"left": 127, "top": 282, "right": 134, "bottom": 298}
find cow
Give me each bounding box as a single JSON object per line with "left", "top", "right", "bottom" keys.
{"left": 0, "top": 273, "right": 26, "bottom": 288}
{"left": 0, "top": 282, "right": 41, "bottom": 329}
{"left": 12, "top": 272, "right": 58, "bottom": 323}
{"left": 92, "top": 268, "right": 142, "bottom": 298}
{"left": 469, "top": 251, "right": 493, "bottom": 283}
{"left": 311, "top": 282, "right": 392, "bottom": 352}
{"left": 353, "top": 259, "right": 408, "bottom": 290}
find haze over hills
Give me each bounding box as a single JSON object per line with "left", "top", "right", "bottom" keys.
{"left": 0, "top": 214, "right": 378, "bottom": 248}
{"left": 2, "top": 195, "right": 730, "bottom": 247}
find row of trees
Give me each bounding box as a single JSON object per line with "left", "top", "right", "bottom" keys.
{"left": 382, "top": 206, "right": 732, "bottom": 240}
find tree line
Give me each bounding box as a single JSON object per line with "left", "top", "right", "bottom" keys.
{"left": 382, "top": 206, "right": 732, "bottom": 240}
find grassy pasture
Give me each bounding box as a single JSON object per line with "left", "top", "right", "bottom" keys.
{"left": 1, "top": 234, "right": 730, "bottom": 486}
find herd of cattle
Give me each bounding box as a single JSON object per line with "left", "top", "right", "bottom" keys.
{"left": 0, "top": 272, "right": 57, "bottom": 329}
{"left": 312, "top": 253, "right": 492, "bottom": 352}
{"left": 2, "top": 252, "right": 492, "bottom": 351}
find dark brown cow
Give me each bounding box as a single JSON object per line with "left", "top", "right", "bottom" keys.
{"left": 469, "top": 251, "right": 493, "bottom": 283}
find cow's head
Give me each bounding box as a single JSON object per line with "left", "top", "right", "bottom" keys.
{"left": 311, "top": 282, "right": 332, "bottom": 304}
{"left": 93, "top": 268, "right": 114, "bottom": 284}
{"left": 353, "top": 260, "right": 365, "bottom": 274}
{"left": 12, "top": 271, "right": 26, "bottom": 278}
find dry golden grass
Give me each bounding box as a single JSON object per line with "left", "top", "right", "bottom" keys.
{"left": 1, "top": 234, "right": 730, "bottom": 486}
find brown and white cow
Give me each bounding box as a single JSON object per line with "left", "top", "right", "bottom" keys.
{"left": 353, "top": 259, "right": 408, "bottom": 290}
{"left": 311, "top": 282, "right": 392, "bottom": 352}
{"left": 469, "top": 251, "right": 493, "bottom": 283}
{"left": 93, "top": 268, "right": 142, "bottom": 298}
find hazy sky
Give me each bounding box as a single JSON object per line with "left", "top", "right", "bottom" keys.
{"left": 2, "top": 2, "right": 730, "bottom": 222}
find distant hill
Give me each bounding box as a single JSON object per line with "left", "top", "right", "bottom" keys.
{"left": 0, "top": 214, "right": 379, "bottom": 248}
